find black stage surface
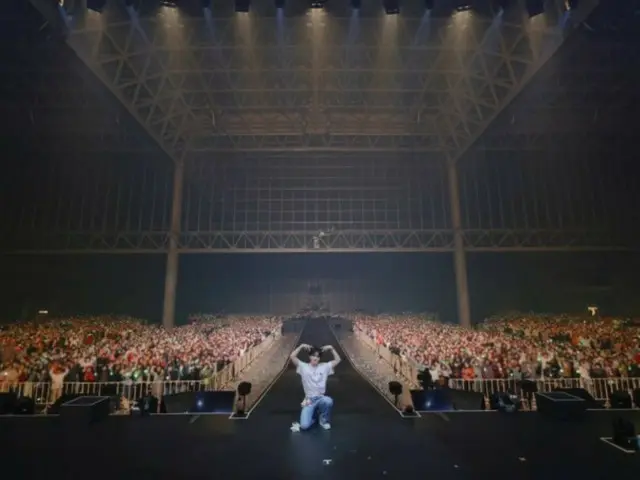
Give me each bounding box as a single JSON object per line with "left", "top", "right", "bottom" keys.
{"left": 1, "top": 319, "right": 639, "bottom": 479}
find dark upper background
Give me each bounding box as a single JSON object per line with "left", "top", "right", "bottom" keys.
{"left": 0, "top": 0, "right": 638, "bottom": 324}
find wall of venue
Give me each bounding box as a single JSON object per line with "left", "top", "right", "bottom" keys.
{"left": 2, "top": 251, "right": 640, "bottom": 325}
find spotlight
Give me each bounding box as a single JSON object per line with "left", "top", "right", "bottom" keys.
{"left": 125, "top": 0, "right": 135, "bottom": 7}
{"left": 525, "top": 0, "right": 544, "bottom": 17}
{"left": 565, "top": 0, "right": 578, "bottom": 9}
{"left": 383, "top": 0, "right": 399, "bottom": 14}
{"left": 275, "top": 0, "right": 285, "bottom": 8}
{"left": 311, "top": 0, "right": 326, "bottom": 7}
{"left": 425, "top": 0, "right": 434, "bottom": 10}
{"left": 388, "top": 381, "right": 403, "bottom": 407}
{"left": 236, "top": 381, "right": 252, "bottom": 416}
{"left": 351, "top": 0, "right": 361, "bottom": 8}
{"left": 235, "top": 0, "right": 250, "bottom": 12}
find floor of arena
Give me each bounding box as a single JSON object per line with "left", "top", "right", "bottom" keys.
{"left": 1, "top": 320, "right": 639, "bottom": 479}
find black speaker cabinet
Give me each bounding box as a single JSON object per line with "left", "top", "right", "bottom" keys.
{"left": 163, "top": 391, "right": 236, "bottom": 414}
{"left": 535, "top": 391, "right": 586, "bottom": 420}
{"left": 449, "top": 389, "right": 486, "bottom": 411}
{"left": 60, "top": 396, "right": 111, "bottom": 424}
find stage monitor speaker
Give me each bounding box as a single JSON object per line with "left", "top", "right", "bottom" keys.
{"left": 48, "top": 393, "right": 86, "bottom": 415}
{"left": 410, "top": 389, "right": 454, "bottom": 412}
{"left": 553, "top": 388, "right": 602, "bottom": 408}
{"left": 0, "top": 392, "right": 18, "bottom": 415}
{"left": 612, "top": 417, "right": 638, "bottom": 450}
{"left": 14, "top": 396, "right": 35, "bottom": 415}
{"left": 520, "top": 380, "right": 538, "bottom": 394}
{"left": 535, "top": 391, "right": 586, "bottom": 420}
{"left": 163, "top": 391, "right": 236, "bottom": 414}
{"left": 609, "top": 390, "right": 632, "bottom": 409}
{"left": 449, "top": 389, "right": 485, "bottom": 411}
{"left": 60, "top": 396, "right": 111, "bottom": 424}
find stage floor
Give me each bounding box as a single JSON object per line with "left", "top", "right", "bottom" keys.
{"left": 2, "top": 320, "right": 638, "bottom": 478}
{"left": 1, "top": 410, "right": 639, "bottom": 479}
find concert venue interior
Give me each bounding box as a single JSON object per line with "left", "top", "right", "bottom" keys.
{"left": 1, "top": 0, "right": 639, "bottom": 478}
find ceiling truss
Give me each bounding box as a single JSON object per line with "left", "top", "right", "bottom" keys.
{"left": 24, "top": 0, "right": 597, "bottom": 160}
{"left": 3, "top": 228, "right": 620, "bottom": 254}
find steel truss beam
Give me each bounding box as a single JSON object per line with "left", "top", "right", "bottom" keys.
{"left": 3, "top": 229, "right": 622, "bottom": 254}
{"left": 46, "top": 0, "right": 599, "bottom": 156}
{"left": 443, "top": 0, "right": 599, "bottom": 163}
{"left": 187, "top": 133, "right": 445, "bottom": 153}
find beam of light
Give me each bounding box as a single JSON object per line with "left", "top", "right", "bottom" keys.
{"left": 235, "top": 11, "right": 256, "bottom": 77}
{"left": 126, "top": 3, "right": 138, "bottom": 25}
{"left": 347, "top": 8, "right": 359, "bottom": 45}
{"left": 483, "top": 10, "right": 503, "bottom": 56}
{"left": 56, "top": 2, "right": 73, "bottom": 28}
{"left": 412, "top": 10, "right": 431, "bottom": 46}
{"left": 344, "top": 7, "right": 360, "bottom": 69}
{"left": 276, "top": 6, "right": 285, "bottom": 46}
{"left": 203, "top": 6, "right": 213, "bottom": 29}
{"left": 369, "top": 14, "right": 400, "bottom": 106}
{"left": 524, "top": 5, "right": 563, "bottom": 58}
{"left": 157, "top": 5, "right": 186, "bottom": 73}
{"left": 308, "top": 9, "right": 326, "bottom": 116}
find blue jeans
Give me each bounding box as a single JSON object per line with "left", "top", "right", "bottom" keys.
{"left": 300, "top": 395, "right": 333, "bottom": 430}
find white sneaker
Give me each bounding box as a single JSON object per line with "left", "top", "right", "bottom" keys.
{"left": 290, "top": 422, "right": 301, "bottom": 432}
{"left": 319, "top": 422, "right": 331, "bottom": 430}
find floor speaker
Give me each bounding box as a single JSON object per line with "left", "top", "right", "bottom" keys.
{"left": 535, "top": 391, "right": 586, "bottom": 419}
{"left": 449, "top": 389, "right": 486, "bottom": 411}
{"left": 48, "top": 393, "right": 86, "bottom": 415}
{"left": 163, "top": 391, "right": 236, "bottom": 414}
{"left": 0, "top": 392, "right": 18, "bottom": 415}
{"left": 60, "top": 396, "right": 111, "bottom": 424}
{"left": 553, "top": 388, "right": 603, "bottom": 408}
{"left": 609, "top": 390, "right": 632, "bottom": 409}
{"left": 410, "top": 389, "right": 454, "bottom": 412}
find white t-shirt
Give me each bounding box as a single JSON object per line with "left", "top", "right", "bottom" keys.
{"left": 296, "top": 362, "right": 333, "bottom": 398}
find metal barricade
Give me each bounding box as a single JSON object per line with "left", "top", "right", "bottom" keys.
{"left": 352, "top": 327, "right": 640, "bottom": 410}
{"left": 0, "top": 328, "right": 282, "bottom": 410}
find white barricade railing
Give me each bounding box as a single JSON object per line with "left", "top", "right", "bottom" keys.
{"left": 353, "top": 327, "right": 640, "bottom": 410}
{"left": 0, "top": 328, "right": 281, "bottom": 410}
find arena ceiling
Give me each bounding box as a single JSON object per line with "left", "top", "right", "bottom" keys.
{"left": 24, "top": 0, "right": 600, "bottom": 164}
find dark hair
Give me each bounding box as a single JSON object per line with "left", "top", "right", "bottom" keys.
{"left": 309, "top": 347, "right": 322, "bottom": 358}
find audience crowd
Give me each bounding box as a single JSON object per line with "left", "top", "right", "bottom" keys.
{"left": 353, "top": 313, "right": 640, "bottom": 382}
{"left": 3, "top": 309, "right": 640, "bottom": 396}
{"left": 0, "top": 314, "right": 281, "bottom": 390}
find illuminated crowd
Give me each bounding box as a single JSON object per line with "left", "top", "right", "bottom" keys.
{"left": 353, "top": 313, "right": 640, "bottom": 381}
{"left": 0, "top": 314, "right": 281, "bottom": 388}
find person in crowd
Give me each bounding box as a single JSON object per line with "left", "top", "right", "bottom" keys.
{"left": 0, "top": 314, "right": 282, "bottom": 399}
{"left": 351, "top": 312, "right": 640, "bottom": 385}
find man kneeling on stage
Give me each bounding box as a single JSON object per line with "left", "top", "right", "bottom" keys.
{"left": 289, "top": 343, "right": 341, "bottom": 432}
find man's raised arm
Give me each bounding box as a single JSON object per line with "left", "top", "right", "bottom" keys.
{"left": 289, "top": 344, "right": 308, "bottom": 367}
{"left": 322, "top": 345, "right": 341, "bottom": 368}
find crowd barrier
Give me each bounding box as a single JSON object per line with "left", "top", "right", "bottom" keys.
{"left": 0, "top": 328, "right": 281, "bottom": 409}
{"left": 354, "top": 328, "right": 640, "bottom": 409}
